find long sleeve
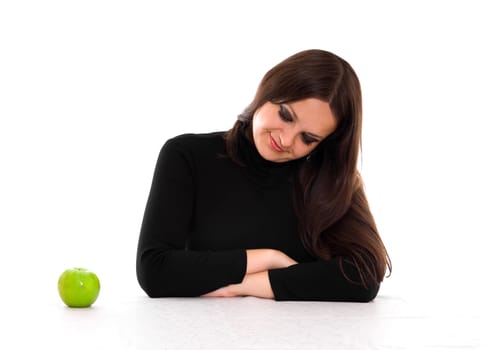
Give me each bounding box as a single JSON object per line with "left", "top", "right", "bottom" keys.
{"left": 268, "top": 187, "right": 383, "bottom": 302}
{"left": 136, "top": 136, "right": 247, "bottom": 297}
{"left": 268, "top": 259, "right": 379, "bottom": 302}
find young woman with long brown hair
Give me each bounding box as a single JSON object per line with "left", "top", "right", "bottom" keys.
{"left": 136, "top": 49, "right": 391, "bottom": 301}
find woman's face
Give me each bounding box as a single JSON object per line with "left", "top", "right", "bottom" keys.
{"left": 252, "top": 98, "right": 337, "bottom": 162}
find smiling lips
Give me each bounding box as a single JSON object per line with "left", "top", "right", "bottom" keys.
{"left": 269, "top": 134, "right": 284, "bottom": 152}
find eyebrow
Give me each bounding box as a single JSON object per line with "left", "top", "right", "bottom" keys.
{"left": 285, "top": 104, "right": 325, "bottom": 140}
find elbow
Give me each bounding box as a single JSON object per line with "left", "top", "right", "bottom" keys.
{"left": 341, "top": 260, "right": 381, "bottom": 302}
{"left": 353, "top": 282, "right": 380, "bottom": 303}
{"left": 143, "top": 287, "right": 162, "bottom": 299}
{"left": 136, "top": 249, "right": 198, "bottom": 298}
{"left": 136, "top": 262, "right": 160, "bottom": 298}
{"left": 136, "top": 251, "right": 168, "bottom": 298}
{"left": 138, "top": 276, "right": 161, "bottom": 298}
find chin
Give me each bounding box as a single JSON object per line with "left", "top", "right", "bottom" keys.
{"left": 272, "top": 157, "right": 291, "bottom": 163}
{"left": 265, "top": 154, "right": 293, "bottom": 163}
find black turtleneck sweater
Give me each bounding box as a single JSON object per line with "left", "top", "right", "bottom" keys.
{"left": 136, "top": 131, "right": 379, "bottom": 301}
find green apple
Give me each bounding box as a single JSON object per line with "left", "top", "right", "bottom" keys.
{"left": 58, "top": 268, "right": 100, "bottom": 307}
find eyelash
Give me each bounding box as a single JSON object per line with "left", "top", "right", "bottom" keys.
{"left": 278, "top": 105, "right": 318, "bottom": 145}
{"left": 301, "top": 134, "right": 317, "bottom": 145}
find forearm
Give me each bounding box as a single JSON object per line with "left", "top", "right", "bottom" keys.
{"left": 137, "top": 248, "right": 247, "bottom": 297}
{"left": 268, "top": 259, "right": 380, "bottom": 302}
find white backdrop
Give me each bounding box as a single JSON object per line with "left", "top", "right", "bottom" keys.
{"left": 1, "top": 1, "right": 485, "bottom": 307}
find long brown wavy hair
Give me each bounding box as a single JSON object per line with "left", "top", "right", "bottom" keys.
{"left": 225, "top": 49, "right": 391, "bottom": 288}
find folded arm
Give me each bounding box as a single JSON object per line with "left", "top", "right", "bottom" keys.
{"left": 202, "top": 249, "right": 297, "bottom": 298}
{"left": 203, "top": 249, "right": 379, "bottom": 302}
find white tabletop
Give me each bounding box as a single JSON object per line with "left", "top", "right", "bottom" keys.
{"left": 3, "top": 291, "right": 484, "bottom": 350}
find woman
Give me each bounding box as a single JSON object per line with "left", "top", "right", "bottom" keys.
{"left": 136, "top": 49, "right": 391, "bottom": 302}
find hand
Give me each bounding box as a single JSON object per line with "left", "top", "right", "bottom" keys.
{"left": 273, "top": 250, "right": 298, "bottom": 268}
{"left": 202, "top": 271, "right": 275, "bottom": 299}
{"left": 246, "top": 249, "right": 297, "bottom": 274}
{"left": 202, "top": 284, "right": 237, "bottom": 298}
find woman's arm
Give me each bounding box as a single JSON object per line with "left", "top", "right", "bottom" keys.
{"left": 136, "top": 136, "right": 247, "bottom": 297}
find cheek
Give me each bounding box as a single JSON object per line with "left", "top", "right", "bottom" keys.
{"left": 292, "top": 144, "right": 309, "bottom": 157}
{"left": 252, "top": 106, "right": 280, "bottom": 133}
{"left": 252, "top": 114, "right": 268, "bottom": 146}
{"left": 296, "top": 143, "right": 318, "bottom": 157}
{"left": 252, "top": 113, "right": 264, "bottom": 134}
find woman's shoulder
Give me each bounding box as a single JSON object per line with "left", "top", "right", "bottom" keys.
{"left": 161, "top": 131, "right": 227, "bottom": 158}
{"left": 165, "top": 131, "right": 225, "bottom": 148}
{"left": 168, "top": 131, "right": 225, "bottom": 144}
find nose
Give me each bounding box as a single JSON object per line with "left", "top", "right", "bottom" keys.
{"left": 279, "top": 126, "right": 298, "bottom": 149}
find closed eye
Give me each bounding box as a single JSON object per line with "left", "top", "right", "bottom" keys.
{"left": 301, "top": 133, "right": 318, "bottom": 145}
{"left": 278, "top": 105, "right": 293, "bottom": 122}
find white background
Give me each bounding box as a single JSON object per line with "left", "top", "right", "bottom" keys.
{"left": 1, "top": 0, "right": 485, "bottom": 309}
